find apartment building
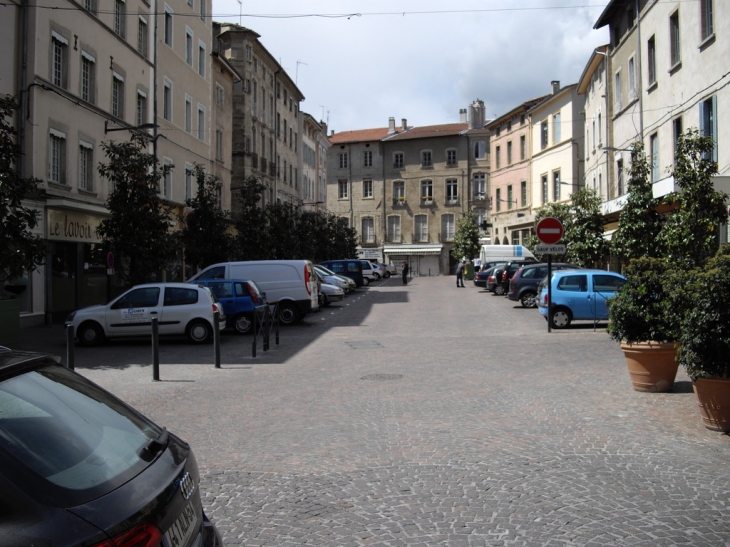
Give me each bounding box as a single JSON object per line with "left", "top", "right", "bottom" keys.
{"left": 486, "top": 96, "right": 547, "bottom": 246}
{"left": 215, "top": 24, "right": 304, "bottom": 208}
{"left": 529, "top": 82, "right": 585, "bottom": 219}
{"left": 301, "top": 112, "right": 330, "bottom": 211}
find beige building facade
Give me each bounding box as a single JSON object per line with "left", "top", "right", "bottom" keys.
{"left": 301, "top": 113, "right": 330, "bottom": 212}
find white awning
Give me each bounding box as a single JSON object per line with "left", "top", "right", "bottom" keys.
{"left": 383, "top": 244, "right": 443, "bottom": 255}
{"left": 603, "top": 229, "right": 617, "bottom": 241}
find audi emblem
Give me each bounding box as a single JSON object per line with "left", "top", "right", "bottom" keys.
{"left": 178, "top": 472, "right": 196, "bottom": 500}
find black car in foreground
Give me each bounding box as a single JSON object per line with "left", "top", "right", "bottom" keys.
{"left": 0, "top": 349, "right": 222, "bottom": 547}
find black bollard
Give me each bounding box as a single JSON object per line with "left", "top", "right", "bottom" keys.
{"left": 65, "top": 324, "right": 75, "bottom": 371}
{"left": 213, "top": 311, "right": 221, "bottom": 368}
{"left": 151, "top": 317, "right": 160, "bottom": 381}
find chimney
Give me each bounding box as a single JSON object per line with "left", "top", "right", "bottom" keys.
{"left": 468, "top": 99, "right": 485, "bottom": 130}
{"left": 551, "top": 80, "right": 561, "bottom": 94}
{"left": 401, "top": 118, "right": 407, "bottom": 132}
{"left": 388, "top": 117, "right": 396, "bottom": 134}
{"left": 330, "top": 129, "right": 334, "bottom": 136}
{"left": 460, "top": 108, "right": 467, "bottom": 123}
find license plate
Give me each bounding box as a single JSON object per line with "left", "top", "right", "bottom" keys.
{"left": 163, "top": 500, "right": 200, "bottom": 547}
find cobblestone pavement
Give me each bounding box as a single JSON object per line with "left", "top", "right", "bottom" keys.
{"left": 21, "top": 276, "right": 730, "bottom": 546}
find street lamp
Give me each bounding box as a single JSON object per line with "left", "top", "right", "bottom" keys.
{"left": 104, "top": 121, "right": 159, "bottom": 134}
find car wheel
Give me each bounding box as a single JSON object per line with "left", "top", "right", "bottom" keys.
{"left": 520, "top": 291, "right": 538, "bottom": 308}
{"left": 233, "top": 313, "right": 253, "bottom": 335}
{"left": 362, "top": 277, "right": 370, "bottom": 286}
{"left": 77, "top": 321, "right": 105, "bottom": 347}
{"left": 373, "top": 273, "right": 381, "bottom": 280}
{"left": 494, "top": 284, "right": 506, "bottom": 296}
{"left": 278, "top": 302, "right": 300, "bottom": 325}
{"left": 187, "top": 319, "right": 212, "bottom": 344}
{"left": 384, "top": 272, "right": 391, "bottom": 278}
{"left": 551, "top": 308, "right": 572, "bottom": 329}
{"left": 321, "top": 294, "right": 330, "bottom": 307}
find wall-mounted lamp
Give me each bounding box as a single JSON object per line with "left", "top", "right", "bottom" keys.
{"left": 104, "top": 121, "right": 159, "bottom": 134}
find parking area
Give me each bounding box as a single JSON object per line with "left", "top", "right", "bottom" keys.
{"left": 19, "top": 275, "right": 730, "bottom": 546}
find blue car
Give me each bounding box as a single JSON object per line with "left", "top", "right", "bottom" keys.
{"left": 537, "top": 269, "right": 627, "bottom": 329}
{"left": 192, "top": 279, "right": 264, "bottom": 334}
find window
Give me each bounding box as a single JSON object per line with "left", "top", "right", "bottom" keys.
{"left": 183, "top": 165, "right": 193, "bottom": 202}
{"left": 393, "top": 152, "right": 403, "bottom": 168}
{"left": 414, "top": 215, "right": 428, "bottom": 242}
{"left": 164, "top": 7, "right": 173, "bottom": 46}
{"left": 49, "top": 129, "right": 66, "bottom": 184}
{"left": 338, "top": 180, "right": 348, "bottom": 199}
{"left": 598, "top": 171, "right": 603, "bottom": 200}
{"left": 446, "top": 179, "right": 458, "bottom": 202}
{"left": 137, "top": 16, "right": 148, "bottom": 57}
{"left": 474, "top": 173, "right": 485, "bottom": 197}
{"left": 521, "top": 180, "right": 527, "bottom": 206}
{"left": 80, "top": 52, "right": 95, "bottom": 103}
{"left": 361, "top": 218, "right": 374, "bottom": 243}
{"left": 51, "top": 32, "right": 67, "bottom": 88}
{"left": 507, "top": 185, "right": 513, "bottom": 209}
{"left": 540, "top": 120, "right": 548, "bottom": 149}
{"left": 616, "top": 159, "right": 624, "bottom": 196}
{"left": 78, "top": 142, "right": 93, "bottom": 191}
{"left": 163, "top": 80, "right": 172, "bottom": 120}
{"left": 283, "top": 120, "right": 287, "bottom": 143}
{"left": 614, "top": 71, "right": 622, "bottom": 111}
{"left": 520, "top": 135, "right": 526, "bottom": 160}
{"left": 165, "top": 287, "right": 198, "bottom": 306}
{"left": 198, "top": 43, "right": 205, "bottom": 77}
{"left": 506, "top": 141, "right": 512, "bottom": 165}
{"left": 673, "top": 117, "right": 683, "bottom": 163}
{"left": 628, "top": 57, "right": 636, "bottom": 100}
{"left": 84, "top": 0, "right": 96, "bottom": 13}
{"left": 699, "top": 96, "right": 718, "bottom": 161}
{"left": 421, "top": 180, "right": 433, "bottom": 201}
{"left": 650, "top": 133, "right": 659, "bottom": 181}
{"left": 199, "top": 0, "right": 205, "bottom": 20}
{"left": 495, "top": 188, "right": 501, "bottom": 212}
{"left": 387, "top": 216, "right": 401, "bottom": 242}
{"left": 592, "top": 120, "right": 596, "bottom": 150}
{"left": 197, "top": 105, "right": 205, "bottom": 140}
{"left": 474, "top": 141, "right": 486, "bottom": 159}
{"left": 441, "top": 214, "right": 455, "bottom": 241}
{"left": 339, "top": 152, "right": 348, "bottom": 169}
{"left": 215, "top": 129, "right": 223, "bottom": 161}
{"left": 163, "top": 159, "right": 172, "bottom": 199}
{"left": 363, "top": 179, "right": 373, "bottom": 198}
{"left": 114, "top": 0, "right": 126, "bottom": 38}
{"left": 647, "top": 36, "right": 656, "bottom": 86}
{"left": 447, "top": 149, "right": 456, "bottom": 166}
{"left": 111, "top": 73, "right": 124, "bottom": 118}
{"left": 553, "top": 171, "right": 561, "bottom": 201}
{"left": 186, "top": 29, "right": 193, "bottom": 65}
{"left": 670, "top": 11, "right": 681, "bottom": 67}
{"left": 393, "top": 181, "right": 405, "bottom": 201}
{"left": 185, "top": 96, "right": 192, "bottom": 132}
{"left": 541, "top": 174, "right": 548, "bottom": 204}
{"left": 553, "top": 112, "right": 561, "bottom": 144}
{"left": 363, "top": 150, "right": 372, "bottom": 167}
{"left": 557, "top": 274, "right": 588, "bottom": 292}
{"left": 422, "top": 150, "right": 432, "bottom": 167}
{"left": 701, "top": 0, "right": 714, "bottom": 41}
{"left": 598, "top": 112, "right": 602, "bottom": 145}
{"left": 136, "top": 91, "right": 146, "bottom": 126}
{"left": 215, "top": 84, "right": 224, "bottom": 106}
{"left": 187, "top": 0, "right": 192, "bottom": 7}
{"left": 495, "top": 146, "right": 501, "bottom": 169}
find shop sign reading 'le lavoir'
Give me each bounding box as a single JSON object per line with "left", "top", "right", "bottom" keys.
{"left": 47, "top": 209, "right": 103, "bottom": 243}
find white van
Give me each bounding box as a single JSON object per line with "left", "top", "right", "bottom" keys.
{"left": 479, "top": 245, "right": 536, "bottom": 268}
{"left": 189, "top": 260, "right": 319, "bottom": 325}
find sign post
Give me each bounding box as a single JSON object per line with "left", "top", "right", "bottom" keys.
{"left": 536, "top": 217, "right": 565, "bottom": 333}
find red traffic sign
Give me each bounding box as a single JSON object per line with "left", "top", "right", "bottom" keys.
{"left": 536, "top": 217, "right": 564, "bottom": 245}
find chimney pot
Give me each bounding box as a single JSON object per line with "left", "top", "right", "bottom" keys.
{"left": 551, "top": 80, "right": 560, "bottom": 94}
{"left": 388, "top": 117, "right": 396, "bottom": 134}
{"left": 401, "top": 118, "right": 407, "bottom": 131}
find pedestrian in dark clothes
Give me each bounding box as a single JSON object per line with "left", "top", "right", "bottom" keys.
{"left": 401, "top": 261, "right": 409, "bottom": 284}
{"left": 456, "top": 261, "right": 465, "bottom": 287}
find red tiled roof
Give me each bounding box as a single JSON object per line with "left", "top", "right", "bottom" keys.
{"left": 329, "top": 127, "right": 405, "bottom": 144}
{"left": 385, "top": 123, "right": 468, "bottom": 141}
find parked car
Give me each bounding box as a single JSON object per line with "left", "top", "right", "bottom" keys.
{"left": 378, "top": 263, "right": 397, "bottom": 278}
{"left": 193, "top": 279, "right": 264, "bottom": 334}
{"left": 367, "top": 261, "right": 387, "bottom": 280}
{"left": 494, "top": 260, "right": 538, "bottom": 295}
{"left": 508, "top": 263, "right": 581, "bottom": 308}
{"left": 0, "top": 349, "right": 222, "bottom": 547}
{"left": 313, "top": 265, "right": 351, "bottom": 292}
{"left": 189, "top": 260, "right": 319, "bottom": 325}
{"left": 537, "top": 269, "right": 628, "bottom": 328}
{"left": 66, "top": 283, "right": 226, "bottom": 346}
{"left": 319, "top": 260, "right": 367, "bottom": 287}
{"left": 361, "top": 261, "right": 378, "bottom": 282}
{"left": 318, "top": 281, "right": 345, "bottom": 307}
{"left": 473, "top": 266, "right": 498, "bottom": 288}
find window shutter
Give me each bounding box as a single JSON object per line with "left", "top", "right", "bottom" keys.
{"left": 711, "top": 94, "right": 718, "bottom": 162}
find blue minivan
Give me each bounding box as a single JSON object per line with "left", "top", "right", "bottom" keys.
{"left": 193, "top": 279, "right": 264, "bottom": 334}
{"left": 319, "top": 260, "right": 367, "bottom": 287}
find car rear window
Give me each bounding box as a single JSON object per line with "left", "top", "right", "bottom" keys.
{"left": 164, "top": 287, "right": 199, "bottom": 306}
{"left": 208, "top": 282, "right": 233, "bottom": 299}
{"left": 557, "top": 274, "right": 588, "bottom": 292}
{"left": 593, "top": 274, "right": 626, "bottom": 292}
{"left": 347, "top": 262, "right": 359, "bottom": 272}
{"left": 0, "top": 365, "right": 162, "bottom": 506}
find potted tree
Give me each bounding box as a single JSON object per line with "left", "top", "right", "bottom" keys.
{"left": 607, "top": 257, "right": 679, "bottom": 392}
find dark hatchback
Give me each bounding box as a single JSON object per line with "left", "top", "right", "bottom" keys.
{"left": 508, "top": 263, "right": 581, "bottom": 308}
{"left": 0, "top": 349, "right": 222, "bottom": 547}
{"left": 473, "top": 266, "right": 498, "bottom": 288}
{"left": 492, "top": 260, "right": 537, "bottom": 295}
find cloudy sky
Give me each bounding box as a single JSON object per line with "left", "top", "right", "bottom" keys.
{"left": 212, "top": 1, "right": 611, "bottom": 133}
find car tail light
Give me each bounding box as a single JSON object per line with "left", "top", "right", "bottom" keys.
{"left": 245, "top": 282, "right": 259, "bottom": 304}
{"left": 304, "top": 265, "right": 311, "bottom": 295}
{"left": 93, "top": 523, "right": 163, "bottom": 547}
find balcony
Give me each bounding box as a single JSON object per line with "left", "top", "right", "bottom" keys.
{"left": 261, "top": 157, "right": 267, "bottom": 172}
{"left": 251, "top": 153, "right": 258, "bottom": 169}
{"left": 445, "top": 199, "right": 459, "bottom": 206}
{"left": 392, "top": 197, "right": 407, "bottom": 206}
{"left": 412, "top": 233, "right": 430, "bottom": 243}
{"left": 386, "top": 233, "right": 402, "bottom": 243}
{"left": 421, "top": 196, "right": 434, "bottom": 206}
{"left": 269, "top": 163, "right": 277, "bottom": 177}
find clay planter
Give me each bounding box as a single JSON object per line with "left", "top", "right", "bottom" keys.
{"left": 692, "top": 378, "right": 730, "bottom": 432}
{"left": 620, "top": 341, "right": 679, "bottom": 392}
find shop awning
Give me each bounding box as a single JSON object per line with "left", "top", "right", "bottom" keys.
{"left": 603, "top": 229, "right": 618, "bottom": 241}
{"left": 383, "top": 244, "right": 443, "bottom": 255}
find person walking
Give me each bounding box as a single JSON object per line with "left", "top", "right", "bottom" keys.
{"left": 456, "top": 260, "right": 465, "bottom": 287}
{"left": 401, "top": 261, "right": 409, "bottom": 285}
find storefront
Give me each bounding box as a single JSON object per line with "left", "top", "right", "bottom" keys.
{"left": 383, "top": 244, "right": 444, "bottom": 276}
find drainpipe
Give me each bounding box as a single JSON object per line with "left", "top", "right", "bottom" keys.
{"left": 18, "top": 0, "right": 29, "bottom": 178}
{"left": 348, "top": 144, "right": 353, "bottom": 228}
{"left": 382, "top": 141, "right": 386, "bottom": 254}
{"left": 636, "top": 0, "right": 644, "bottom": 141}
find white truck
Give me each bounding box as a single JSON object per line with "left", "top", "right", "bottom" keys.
{"left": 478, "top": 245, "right": 536, "bottom": 270}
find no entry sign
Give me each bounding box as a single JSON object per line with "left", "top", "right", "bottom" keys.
{"left": 536, "top": 217, "right": 564, "bottom": 245}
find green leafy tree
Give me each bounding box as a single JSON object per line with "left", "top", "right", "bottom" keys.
{"left": 326, "top": 214, "right": 358, "bottom": 259}
{"left": 451, "top": 209, "right": 481, "bottom": 262}
{"left": 525, "top": 201, "right": 572, "bottom": 261}
{"left": 233, "top": 175, "right": 269, "bottom": 260}
{"left": 97, "top": 133, "right": 176, "bottom": 286}
{"left": 565, "top": 187, "right": 608, "bottom": 268}
{"left": 180, "top": 164, "right": 234, "bottom": 271}
{"left": 266, "top": 202, "right": 300, "bottom": 259}
{"left": 658, "top": 129, "right": 728, "bottom": 268}
{"left": 0, "top": 96, "right": 46, "bottom": 286}
{"left": 612, "top": 142, "right": 664, "bottom": 261}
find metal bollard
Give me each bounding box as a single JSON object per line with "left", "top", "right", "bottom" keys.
{"left": 65, "top": 324, "right": 75, "bottom": 371}
{"left": 213, "top": 311, "right": 221, "bottom": 368}
{"left": 151, "top": 317, "right": 160, "bottom": 381}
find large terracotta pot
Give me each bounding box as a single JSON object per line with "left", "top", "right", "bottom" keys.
{"left": 692, "top": 378, "right": 730, "bottom": 432}
{"left": 620, "top": 341, "right": 679, "bottom": 393}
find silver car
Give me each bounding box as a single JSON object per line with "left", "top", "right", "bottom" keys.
{"left": 319, "top": 282, "right": 345, "bottom": 306}
{"left": 65, "top": 283, "right": 226, "bottom": 346}
{"left": 314, "top": 265, "right": 352, "bottom": 292}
